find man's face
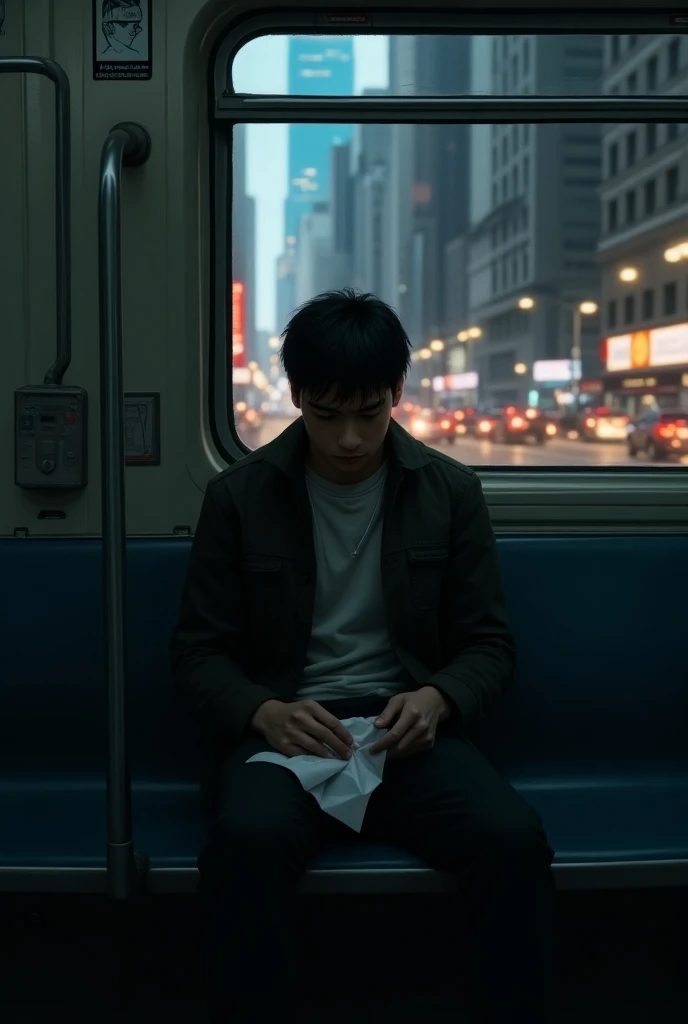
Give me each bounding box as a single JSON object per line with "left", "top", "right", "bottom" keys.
{"left": 291, "top": 380, "right": 403, "bottom": 483}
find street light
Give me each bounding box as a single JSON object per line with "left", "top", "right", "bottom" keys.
{"left": 664, "top": 242, "right": 688, "bottom": 263}
{"left": 517, "top": 295, "right": 598, "bottom": 404}
{"left": 571, "top": 302, "right": 598, "bottom": 404}
{"left": 457, "top": 326, "right": 482, "bottom": 342}
{"left": 514, "top": 362, "right": 527, "bottom": 375}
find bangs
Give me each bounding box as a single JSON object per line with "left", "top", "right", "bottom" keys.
{"left": 279, "top": 289, "right": 412, "bottom": 405}
{"left": 290, "top": 321, "right": 394, "bottom": 406}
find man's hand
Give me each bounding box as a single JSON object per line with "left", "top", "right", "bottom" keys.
{"left": 250, "top": 699, "right": 354, "bottom": 759}
{"left": 368, "top": 686, "right": 451, "bottom": 760}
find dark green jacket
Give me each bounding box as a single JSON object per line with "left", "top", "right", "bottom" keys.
{"left": 170, "top": 417, "right": 515, "bottom": 783}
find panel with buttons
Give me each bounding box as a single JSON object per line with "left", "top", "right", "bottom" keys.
{"left": 14, "top": 386, "right": 88, "bottom": 489}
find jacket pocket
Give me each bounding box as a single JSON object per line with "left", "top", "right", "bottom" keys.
{"left": 407, "top": 546, "right": 449, "bottom": 610}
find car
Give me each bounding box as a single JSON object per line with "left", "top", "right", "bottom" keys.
{"left": 473, "top": 409, "right": 501, "bottom": 439}
{"left": 404, "top": 406, "right": 459, "bottom": 444}
{"left": 627, "top": 409, "right": 688, "bottom": 460}
{"left": 448, "top": 405, "right": 479, "bottom": 436}
{"left": 475, "top": 406, "right": 557, "bottom": 444}
{"left": 578, "top": 406, "right": 630, "bottom": 442}
{"left": 440, "top": 405, "right": 475, "bottom": 438}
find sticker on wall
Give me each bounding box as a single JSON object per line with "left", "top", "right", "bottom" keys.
{"left": 124, "top": 393, "right": 160, "bottom": 465}
{"left": 93, "top": 0, "right": 151, "bottom": 80}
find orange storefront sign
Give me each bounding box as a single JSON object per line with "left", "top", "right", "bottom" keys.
{"left": 630, "top": 330, "right": 650, "bottom": 368}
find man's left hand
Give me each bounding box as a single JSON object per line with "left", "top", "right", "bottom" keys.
{"left": 368, "top": 686, "right": 452, "bottom": 760}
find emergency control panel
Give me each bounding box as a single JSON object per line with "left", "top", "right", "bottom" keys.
{"left": 15, "top": 386, "right": 88, "bottom": 489}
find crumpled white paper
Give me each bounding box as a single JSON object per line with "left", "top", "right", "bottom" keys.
{"left": 246, "top": 717, "right": 387, "bottom": 832}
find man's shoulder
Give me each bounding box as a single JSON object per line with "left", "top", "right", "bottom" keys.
{"left": 205, "top": 445, "right": 274, "bottom": 502}
{"left": 418, "top": 444, "right": 477, "bottom": 497}
{"left": 204, "top": 434, "right": 478, "bottom": 504}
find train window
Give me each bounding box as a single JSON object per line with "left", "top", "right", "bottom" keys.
{"left": 228, "top": 109, "right": 688, "bottom": 467}
{"left": 232, "top": 34, "right": 685, "bottom": 97}
{"left": 217, "top": 28, "right": 688, "bottom": 487}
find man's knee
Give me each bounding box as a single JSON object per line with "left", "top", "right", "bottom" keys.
{"left": 473, "top": 798, "right": 554, "bottom": 870}
{"left": 198, "top": 764, "right": 321, "bottom": 882}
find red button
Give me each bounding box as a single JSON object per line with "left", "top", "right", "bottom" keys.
{"left": 64, "top": 413, "right": 76, "bottom": 424}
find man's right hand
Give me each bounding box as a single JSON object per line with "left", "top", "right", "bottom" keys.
{"left": 250, "top": 699, "right": 354, "bottom": 759}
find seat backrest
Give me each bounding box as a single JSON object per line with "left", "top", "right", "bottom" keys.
{"left": 478, "top": 536, "right": 688, "bottom": 780}
{"left": 0, "top": 538, "right": 203, "bottom": 784}
{"left": 1, "top": 535, "right": 686, "bottom": 787}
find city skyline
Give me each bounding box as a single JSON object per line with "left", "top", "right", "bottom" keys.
{"left": 233, "top": 34, "right": 389, "bottom": 331}
{"left": 234, "top": 33, "right": 688, "bottom": 424}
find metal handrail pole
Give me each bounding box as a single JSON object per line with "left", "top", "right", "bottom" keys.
{"left": 98, "top": 122, "right": 151, "bottom": 899}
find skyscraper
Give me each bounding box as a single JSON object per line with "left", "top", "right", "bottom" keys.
{"left": 276, "top": 36, "right": 355, "bottom": 329}
{"left": 467, "top": 35, "right": 603, "bottom": 407}
{"left": 384, "top": 35, "right": 472, "bottom": 393}
{"left": 598, "top": 35, "right": 688, "bottom": 416}
{"left": 284, "top": 36, "right": 355, "bottom": 239}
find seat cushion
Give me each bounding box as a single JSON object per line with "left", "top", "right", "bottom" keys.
{"left": 0, "top": 781, "right": 106, "bottom": 867}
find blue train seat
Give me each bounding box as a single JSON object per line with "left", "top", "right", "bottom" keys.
{"left": 1, "top": 535, "right": 687, "bottom": 895}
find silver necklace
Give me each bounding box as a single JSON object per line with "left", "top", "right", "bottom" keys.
{"left": 349, "top": 482, "right": 384, "bottom": 558}
{"left": 309, "top": 479, "right": 385, "bottom": 558}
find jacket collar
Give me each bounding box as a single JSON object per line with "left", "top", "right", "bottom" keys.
{"left": 248, "top": 415, "right": 431, "bottom": 483}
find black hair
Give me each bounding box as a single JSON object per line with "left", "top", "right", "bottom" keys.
{"left": 279, "top": 288, "right": 413, "bottom": 406}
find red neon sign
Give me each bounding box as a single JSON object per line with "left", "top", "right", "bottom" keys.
{"left": 232, "top": 282, "right": 245, "bottom": 367}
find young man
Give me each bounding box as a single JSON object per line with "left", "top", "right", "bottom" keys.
{"left": 170, "top": 289, "right": 555, "bottom": 1024}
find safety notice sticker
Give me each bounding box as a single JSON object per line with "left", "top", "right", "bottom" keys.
{"left": 93, "top": 0, "right": 151, "bottom": 80}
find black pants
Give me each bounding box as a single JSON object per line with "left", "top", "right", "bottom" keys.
{"left": 197, "top": 695, "right": 555, "bottom": 1023}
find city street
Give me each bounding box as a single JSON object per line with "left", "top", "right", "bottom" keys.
{"left": 430, "top": 435, "right": 688, "bottom": 467}
{"left": 250, "top": 418, "right": 688, "bottom": 467}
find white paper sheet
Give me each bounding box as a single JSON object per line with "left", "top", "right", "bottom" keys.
{"left": 246, "top": 717, "right": 387, "bottom": 832}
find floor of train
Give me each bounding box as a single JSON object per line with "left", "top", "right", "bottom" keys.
{"left": 2, "top": 888, "right": 686, "bottom": 1022}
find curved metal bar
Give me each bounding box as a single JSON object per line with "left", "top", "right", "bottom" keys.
{"left": 98, "top": 122, "right": 152, "bottom": 899}
{"left": 0, "top": 57, "right": 71, "bottom": 385}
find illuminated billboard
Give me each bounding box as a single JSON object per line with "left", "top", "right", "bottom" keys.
{"left": 445, "top": 372, "right": 479, "bottom": 391}
{"left": 605, "top": 323, "right": 688, "bottom": 372}
{"left": 533, "top": 360, "right": 582, "bottom": 382}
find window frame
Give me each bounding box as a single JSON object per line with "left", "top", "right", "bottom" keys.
{"left": 210, "top": 11, "right": 688, "bottom": 532}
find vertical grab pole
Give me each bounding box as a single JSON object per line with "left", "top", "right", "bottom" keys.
{"left": 98, "top": 122, "right": 152, "bottom": 899}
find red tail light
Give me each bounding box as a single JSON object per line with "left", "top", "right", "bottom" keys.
{"left": 657, "top": 424, "right": 675, "bottom": 439}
